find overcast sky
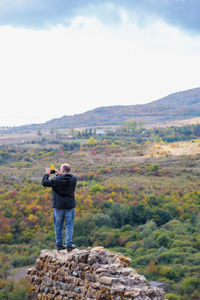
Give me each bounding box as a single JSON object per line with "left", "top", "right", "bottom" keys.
{"left": 0, "top": 0, "right": 200, "bottom": 126}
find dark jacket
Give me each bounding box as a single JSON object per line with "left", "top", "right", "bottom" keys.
{"left": 42, "top": 173, "right": 77, "bottom": 209}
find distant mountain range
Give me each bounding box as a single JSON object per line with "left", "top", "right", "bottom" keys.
{"left": 43, "top": 87, "right": 200, "bottom": 129}
{"left": 2, "top": 87, "right": 200, "bottom": 133}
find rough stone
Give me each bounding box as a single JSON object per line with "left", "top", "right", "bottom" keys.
{"left": 60, "top": 282, "right": 68, "bottom": 291}
{"left": 124, "top": 290, "right": 141, "bottom": 297}
{"left": 78, "top": 252, "right": 89, "bottom": 263}
{"left": 96, "top": 267, "right": 108, "bottom": 273}
{"left": 27, "top": 268, "right": 32, "bottom": 275}
{"left": 99, "top": 276, "right": 120, "bottom": 286}
{"left": 35, "top": 278, "right": 42, "bottom": 285}
{"left": 72, "top": 270, "right": 78, "bottom": 277}
{"left": 44, "top": 287, "right": 49, "bottom": 294}
{"left": 122, "top": 267, "right": 137, "bottom": 276}
{"left": 114, "top": 256, "right": 132, "bottom": 267}
{"left": 43, "top": 277, "right": 53, "bottom": 287}
{"left": 99, "top": 276, "right": 115, "bottom": 286}
{"left": 27, "top": 246, "right": 166, "bottom": 300}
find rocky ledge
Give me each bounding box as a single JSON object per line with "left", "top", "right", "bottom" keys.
{"left": 27, "top": 246, "right": 167, "bottom": 300}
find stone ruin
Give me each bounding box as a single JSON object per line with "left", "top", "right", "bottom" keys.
{"left": 27, "top": 246, "right": 167, "bottom": 300}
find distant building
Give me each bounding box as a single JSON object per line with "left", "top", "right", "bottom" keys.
{"left": 96, "top": 131, "right": 106, "bottom": 136}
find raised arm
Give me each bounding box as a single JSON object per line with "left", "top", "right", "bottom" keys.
{"left": 41, "top": 168, "right": 60, "bottom": 187}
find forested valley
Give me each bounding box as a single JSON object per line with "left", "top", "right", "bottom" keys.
{"left": 0, "top": 121, "right": 200, "bottom": 299}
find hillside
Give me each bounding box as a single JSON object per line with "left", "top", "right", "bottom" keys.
{"left": 145, "top": 87, "right": 200, "bottom": 116}
{"left": 42, "top": 87, "right": 200, "bottom": 129}
{"left": 1, "top": 87, "right": 200, "bottom": 134}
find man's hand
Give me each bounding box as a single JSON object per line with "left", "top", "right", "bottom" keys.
{"left": 45, "top": 168, "right": 51, "bottom": 174}
{"left": 55, "top": 169, "right": 60, "bottom": 175}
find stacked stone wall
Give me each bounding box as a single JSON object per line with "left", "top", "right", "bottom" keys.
{"left": 27, "top": 246, "right": 167, "bottom": 300}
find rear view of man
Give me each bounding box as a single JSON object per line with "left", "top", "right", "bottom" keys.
{"left": 42, "top": 163, "right": 77, "bottom": 251}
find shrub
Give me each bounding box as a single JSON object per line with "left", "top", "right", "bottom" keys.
{"left": 148, "top": 195, "right": 159, "bottom": 206}
{"left": 12, "top": 256, "right": 31, "bottom": 268}
{"left": 134, "top": 254, "right": 155, "bottom": 266}
{"left": 92, "top": 231, "right": 119, "bottom": 248}
{"left": 92, "top": 214, "right": 111, "bottom": 227}
{"left": 160, "top": 266, "right": 179, "bottom": 280}
{"left": 157, "top": 251, "right": 184, "bottom": 264}
{"left": 180, "top": 277, "right": 200, "bottom": 294}
{"left": 151, "top": 164, "right": 160, "bottom": 172}
{"left": 128, "top": 241, "right": 140, "bottom": 250}
{"left": 73, "top": 236, "right": 91, "bottom": 247}
{"left": 108, "top": 204, "right": 130, "bottom": 228}
{"left": 147, "top": 260, "right": 158, "bottom": 275}
{"left": 157, "top": 233, "right": 171, "bottom": 248}
{"left": 91, "top": 184, "right": 104, "bottom": 194}
{"left": 142, "top": 236, "right": 158, "bottom": 249}
{"left": 165, "top": 294, "right": 180, "bottom": 300}
{"left": 62, "top": 141, "right": 80, "bottom": 151}
{"left": 74, "top": 216, "right": 95, "bottom": 237}
{"left": 153, "top": 209, "right": 172, "bottom": 226}
{"left": 121, "top": 224, "right": 133, "bottom": 232}
{"left": 130, "top": 204, "right": 152, "bottom": 225}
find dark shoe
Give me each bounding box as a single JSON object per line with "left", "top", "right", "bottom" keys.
{"left": 67, "top": 244, "right": 76, "bottom": 252}
{"left": 56, "top": 244, "right": 67, "bottom": 251}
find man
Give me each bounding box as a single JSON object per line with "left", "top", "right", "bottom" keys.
{"left": 42, "top": 163, "right": 77, "bottom": 251}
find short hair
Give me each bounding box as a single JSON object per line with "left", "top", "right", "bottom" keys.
{"left": 61, "top": 163, "right": 71, "bottom": 173}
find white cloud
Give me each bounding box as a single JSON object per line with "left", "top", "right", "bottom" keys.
{"left": 0, "top": 11, "right": 200, "bottom": 126}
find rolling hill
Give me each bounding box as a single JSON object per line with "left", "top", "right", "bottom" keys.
{"left": 2, "top": 87, "right": 200, "bottom": 133}
{"left": 41, "top": 87, "right": 200, "bottom": 129}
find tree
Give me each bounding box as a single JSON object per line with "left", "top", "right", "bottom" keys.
{"left": 91, "top": 184, "right": 104, "bottom": 194}
{"left": 130, "top": 204, "right": 152, "bottom": 225}
{"left": 108, "top": 204, "right": 130, "bottom": 228}
{"left": 125, "top": 119, "right": 137, "bottom": 130}
{"left": 153, "top": 209, "right": 172, "bottom": 226}
{"left": 92, "top": 214, "right": 111, "bottom": 227}
{"left": 88, "top": 136, "right": 97, "bottom": 145}
{"left": 157, "top": 233, "right": 171, "bottom": 247}
{"left": 125, "top": 119, "right": 137, "bottom": 134}
{"left": 69, "top": 126, "right": 75, "bottom": 136}
{"left": 181, "top": 277, "right": 200, "bottom": 294}
{"left": 37, "top": 127, "right": 42, "bottom": 136}
{"left": 49, "top": 128, "right": 54, "bottom": 136}
{"left": 147, "top": 260, "right": 158, "bottom": 275}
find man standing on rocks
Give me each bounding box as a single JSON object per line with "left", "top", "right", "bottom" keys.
{"left": 42, "top": 163, "right": 77, "bottom": 252}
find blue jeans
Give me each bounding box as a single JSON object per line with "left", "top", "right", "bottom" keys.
{"left": 53, "top": 208, "right": 75, "bottom": 247}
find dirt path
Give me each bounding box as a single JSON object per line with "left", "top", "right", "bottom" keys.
{"left": 7, "top": 265, "right": 33, "bottom": 280}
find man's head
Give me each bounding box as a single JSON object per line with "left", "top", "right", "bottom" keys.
{"left": 60, "top": 163, "right": 71, "bottom": 174}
